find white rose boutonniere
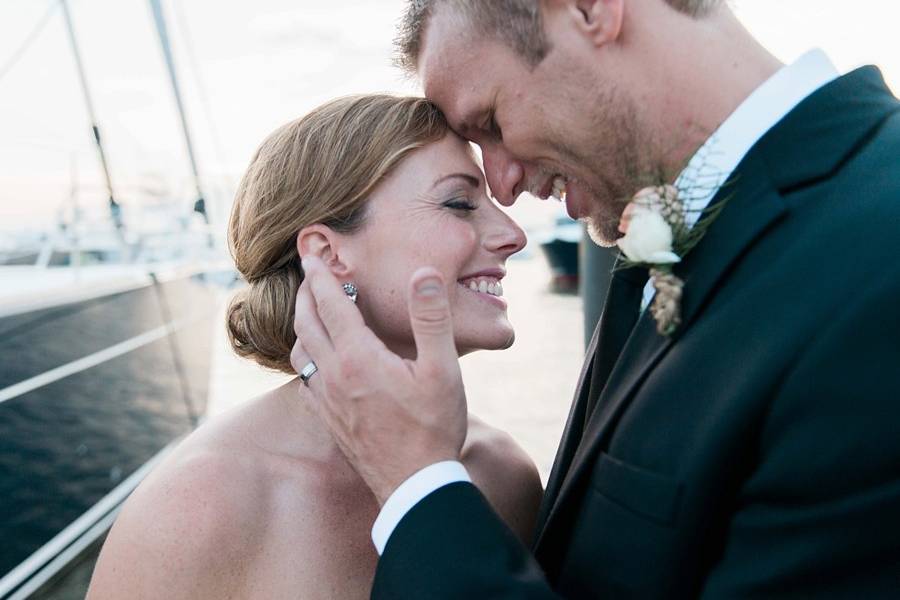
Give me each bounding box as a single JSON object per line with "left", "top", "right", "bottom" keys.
{"left": 616, "top": 183, "right": 727, "bottom": 336}
{"left": 616, "top": 207, "right": 681, "bottom": 265}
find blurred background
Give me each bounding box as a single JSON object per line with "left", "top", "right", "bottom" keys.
{"left": 2, "top": 0, "right": 899, "bottom": 230}
{"left": 1, "top": 1, "right": 898, "bottom": 598}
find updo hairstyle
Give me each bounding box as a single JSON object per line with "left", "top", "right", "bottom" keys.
{"left": 226, "top": 95, "right": 449, "bottom": 372}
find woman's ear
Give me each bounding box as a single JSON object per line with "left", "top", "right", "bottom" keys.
{"left": 296, "top": 224, "right": 353, "bottom": 277}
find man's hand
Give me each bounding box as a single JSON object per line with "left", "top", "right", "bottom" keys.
{"left": 291, "top": 256, "right": 467, "bottom": 506}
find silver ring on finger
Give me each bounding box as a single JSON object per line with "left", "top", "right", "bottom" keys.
{"left": 299, "top": 360, "right": 318, "bottom": 387}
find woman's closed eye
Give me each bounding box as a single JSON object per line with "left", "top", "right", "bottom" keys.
{"left": 443, "top": 197, "right": 478, "bottom": 212}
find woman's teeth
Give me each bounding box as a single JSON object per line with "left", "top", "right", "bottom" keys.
{"left": 461, "top": 278, "right": 504, "bottom": 297}
{"left": 551, "top": 176, "right": 568, "bottom": 202}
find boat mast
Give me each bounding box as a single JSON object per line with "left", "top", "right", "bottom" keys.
{"left": 148, "top": 0, "right": 209, "bottom": 225}
{"left": 59, "top": 0, "right": 124, "bottom": 232}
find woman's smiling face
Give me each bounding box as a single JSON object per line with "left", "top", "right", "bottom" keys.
{"left": 339, "top": 132, "right": 527, "bottom": 357}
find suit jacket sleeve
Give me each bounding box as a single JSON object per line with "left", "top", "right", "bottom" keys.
{"left": 372, "top": 482, "right": 562, "bottom": 599}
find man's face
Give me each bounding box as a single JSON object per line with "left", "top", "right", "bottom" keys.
{"left": 418, "top": 5, "right": 649, "bottom": 246}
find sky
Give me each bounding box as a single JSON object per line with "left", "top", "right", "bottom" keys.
{"left": 1, "top": 0, "right": 898, "bottom": 230}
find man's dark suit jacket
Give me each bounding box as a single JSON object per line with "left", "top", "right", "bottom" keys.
{"left": 373, "top": 67, "right": 900, "bottom": 598}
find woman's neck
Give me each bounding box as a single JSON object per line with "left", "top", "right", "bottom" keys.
{"left": 267, "top": 378, "right": 349, "bottom": 464}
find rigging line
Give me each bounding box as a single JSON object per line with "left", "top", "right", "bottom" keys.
{"left": 60, "top": 0, "right": 126, "bottom": 235}
{"left": 148, "top": 0, "right": 209, "bottom": 225}
{"left": 0, "top": 0, "right": 61, "bottom": 85}
{"left": 172, "top": 0, "right": 234, "bottom": 189}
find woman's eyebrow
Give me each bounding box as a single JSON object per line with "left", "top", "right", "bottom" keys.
{"left": 430, "top": 173, "right": 480, "bottom": 190}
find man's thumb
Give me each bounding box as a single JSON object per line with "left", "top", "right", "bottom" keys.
{"left": 408, "top": 267, "right": 456, "bottom": 365}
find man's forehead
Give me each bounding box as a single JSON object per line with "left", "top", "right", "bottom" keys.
{"left": 419, "top": 25, "right": 483, "bottom": 128}
{"left": 422, "top": 71, "right": 479, "bottom": 135}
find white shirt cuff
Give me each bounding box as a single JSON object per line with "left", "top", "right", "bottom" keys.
{"left": 371, "top": 460, "right": 471, "bottom": 555}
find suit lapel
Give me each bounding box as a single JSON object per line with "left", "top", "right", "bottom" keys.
{"left": 532, "top": 316, "right": 599, "bottom": 537}
{"left": 534, "top": 266, "right": 646, "bottom": 539}
{"left": 757, "top": 66, "right": 900, "bottom": 191}
{"left": 534, "top": 158, "right": 787, "bottom": 556}
{"left": 533, "top": 66, "right": 900, "bottom": 561}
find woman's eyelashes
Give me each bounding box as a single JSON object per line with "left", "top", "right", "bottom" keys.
{"left": 442, "top": 196, "right": 478, "bottom": 212}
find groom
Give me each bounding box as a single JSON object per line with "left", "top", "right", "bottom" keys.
{"left": 293, "top": 0, "right": 900, "bottom": 596}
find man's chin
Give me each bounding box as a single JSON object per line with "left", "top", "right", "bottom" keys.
{"left": 566, "top": 185, "right": 624, "bottom": 248}
{"left": 584, "top": 218, "right": 620, "bottom": 248}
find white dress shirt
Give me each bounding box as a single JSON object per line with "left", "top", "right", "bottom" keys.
{"left": 372, "top": 49, "right": 840, "bottom": 556}
{"left": 640, "top": 49, "right": 839, "bottom": 310}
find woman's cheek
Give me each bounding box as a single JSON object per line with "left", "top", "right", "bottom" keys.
{"left": 451, "top": 220, "right": 480, "bottom": 255}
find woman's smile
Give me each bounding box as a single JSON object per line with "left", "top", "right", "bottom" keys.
{"left": 457, "top": 270, "right": 508, "bottom": 309}
{"left": 458, "top": 280, "right": 508, "bottom": 310}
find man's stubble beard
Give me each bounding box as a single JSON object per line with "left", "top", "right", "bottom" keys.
{"left": 568, "top": 86, "right": 662, "bottom": 247}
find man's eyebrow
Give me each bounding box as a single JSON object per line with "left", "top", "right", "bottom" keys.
{"left": 431, "top": 173, "right": 480, "bottom": 190}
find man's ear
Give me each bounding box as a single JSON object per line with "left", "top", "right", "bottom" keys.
{"left": 296, "top": 224, "right": 353, "bottom": 277}
{"left": 565, "top": 0, "right": 624, "bottom": 46}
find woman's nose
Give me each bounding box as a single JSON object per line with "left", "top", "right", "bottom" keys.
{"left": 481, "top": 144, "right": 525, "bottom": 206}
{"left": 484, "top": 209, "right": 527, "bottom": 258}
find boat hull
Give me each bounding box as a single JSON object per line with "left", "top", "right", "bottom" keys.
{"left": 0, "top": 270, "right": 226, "bottom": 598}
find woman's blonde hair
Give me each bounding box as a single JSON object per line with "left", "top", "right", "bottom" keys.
{"left": 226, "top": 94, "right": 449, "bottom": 372}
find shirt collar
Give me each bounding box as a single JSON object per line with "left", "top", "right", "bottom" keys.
{"left": 641, "top": 49, "right": 840, "bottom": 310}
{"left": 676, "top": 48, "right": 840, "bottom": 228}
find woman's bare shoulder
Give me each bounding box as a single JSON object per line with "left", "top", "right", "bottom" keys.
{"left": 463, "top": 414, "right": 539, "bottom": 474}
{"left": 462, "top": 415, "right": 544, "bottom": 544}
{"left": 87, "top": 434, "right": 267, "bottom": 599}
{"left": 88, "top": 388, "right": 372, "bottom": 599}
{"left": 85, "top": 387, "right": 301, "bottom": 598}
{"left": 113, "top": 401, "right": 274, "bottom": 548}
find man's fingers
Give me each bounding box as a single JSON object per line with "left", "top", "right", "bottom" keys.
{"left": 293, "top": 277, "right": 334, "bottom": 363}
{"left": 289, "top": 337, "right": 327, "bottom": 397}
{"left": 407, "top": 267, "right": 458, "bottom": 369}
{"left": 301, "top": 256, "right": 367, "bottom": 346}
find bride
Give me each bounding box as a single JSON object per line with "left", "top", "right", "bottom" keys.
{"left": 87, "top": 94, "right": 543, "bottom": 599}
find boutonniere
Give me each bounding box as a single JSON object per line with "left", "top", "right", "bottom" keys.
{"left": 616, "top": 184, "right": 726, "bottom": 336}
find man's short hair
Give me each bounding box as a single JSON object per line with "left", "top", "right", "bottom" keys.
{"left": 395, "top": 0, "right": 724, "bottom": 74}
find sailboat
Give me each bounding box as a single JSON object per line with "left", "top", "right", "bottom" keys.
{"left": 0, "top": 2, "right": 234, "bottom": 597}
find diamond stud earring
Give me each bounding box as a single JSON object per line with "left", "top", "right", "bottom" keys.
{"left": 342, "top": 282, "right": 358, "bottom": 304}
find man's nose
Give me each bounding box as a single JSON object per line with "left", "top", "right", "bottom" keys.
{"left": 481, "top": 145, "right": 525, "bottom": 207}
